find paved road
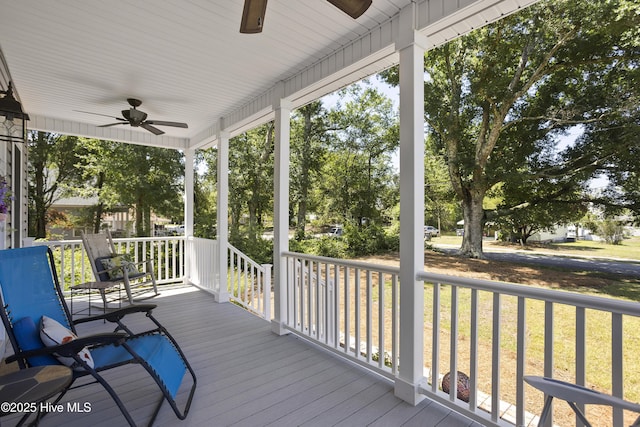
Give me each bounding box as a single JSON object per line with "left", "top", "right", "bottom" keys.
{"left": 434, "top": 244, "right": 640, "bottom": 279}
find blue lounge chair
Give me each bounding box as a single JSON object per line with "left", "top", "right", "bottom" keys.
{"left": 0, "top": 246, "right": 196, "bottom": 426}
{"left": 524, "top": 376, "right": 640, "bottom": 427}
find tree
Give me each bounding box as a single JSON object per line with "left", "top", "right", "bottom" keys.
{"left": 571, "top": 50, "right": 640, "bottom": 218}
{"left": 101, "top": 143, "right": 184, "bottom": 236}
{"left": 228, "top": 124, "right": 274, "bottom": 240}
{"left": 321, "top": 84, "right": 399, "bottom": 227}
{"left": 382, "top": 0, "right": 640, "bottom": 257}
{"left": 193, "top": 149, "right": 218, "bottom": 238}
{"left": 494, "top": 186, "right": 588, "bottom": 244}
{"left": 290, "top": 101, "right": 329, "bottom": 239}
{"left": 28, "top": 131, "right": 86, "bottom": 238}
{"left": 424, "top": 135, "right": 458, "bottom": 231}
{"left": 73, "top": 138, "right": 116, "bottom": 233}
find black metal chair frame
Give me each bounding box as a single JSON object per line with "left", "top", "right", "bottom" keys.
{"left": 0, "top": 247, "right": 197, "bottom": 426}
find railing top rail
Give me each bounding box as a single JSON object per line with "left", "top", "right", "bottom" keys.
{"left": 283, "top": 251, "right": 400, "bottom": 276}
{"left": 34, "top": 239, "right": 82, "bottom": 245}
{"left": 112, "top": 236, "right": 187, "bottom": 243}
{"left": 34, "top": 236, "right": 187, "bottom": 246}
{"left": 228, "top": 243, "right": 269, "bottom": 271}
{"left": 418, "top": 270, "right": 640, "bottom": 317}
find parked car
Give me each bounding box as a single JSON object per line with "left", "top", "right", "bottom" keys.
{"left": 456, "top": 228, "right": 464, "bottom": 236}
{"left": 329, "top": 226, "right": 343, "bottom": 237}
{"left": 424, "top": 226, "right": 440, "bottom": 238}
{"left": 167, "top": 224, "right": 185, "bottom": 236}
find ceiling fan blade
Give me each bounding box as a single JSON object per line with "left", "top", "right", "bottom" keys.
{"left": 141, "top": 123, "right": 165, "bottom": 135}
{"left": 146, "top": 120, "right": 188, "bottom": 128}
{"left": 327, "top": 0, "right": 372, "bottom": 19}
{"left": 75, "top": 110, "right": 125, "bottom": 121}
{"left": 240, "top": 0, "right": 267, "bottom": 34}
{"left": 98, "top": 122, "right": 129, "bottom": 128}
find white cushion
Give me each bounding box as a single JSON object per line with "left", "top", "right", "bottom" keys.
{"left": 40, "top": 315, "right": 94, "bottom": 369}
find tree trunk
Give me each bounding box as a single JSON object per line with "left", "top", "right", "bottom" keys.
{"left": 34, "top": 165, "right": 47, "bottom": 239}
{"left": 295, "top": 106, "right": 313, "bottom": 239}
{"left": 93, "top": 204, "right": 104, "bottom": 233}
{"left": 143, "top": 205, "right": 151, "bottom": 236}
{"left": 459, "top": 190, "right": 485, "bottom": 258}
{"left": 36, "top": 206, "right": 47, "bottom": 239}
{"left": 135, "top": 197, "right": 143, "bottom": 237}
{"left": 93, "top": 171, "right": 105, "bottom": 233}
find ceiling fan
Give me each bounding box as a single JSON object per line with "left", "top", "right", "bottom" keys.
{"left": 79, "top": 98, "right": 188, "bottom": 135}
{"left": 240, "top": 0, "right": 373, "bottom": 34}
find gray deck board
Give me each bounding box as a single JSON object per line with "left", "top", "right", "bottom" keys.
{"left": 3, "top": 285, "right": 482, "bottom": 427}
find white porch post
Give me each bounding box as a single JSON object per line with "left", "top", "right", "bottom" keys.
{"left": 395, "top": 6, "right": 428, "bottom": 406}
{"left": 184, "top": 148, "right": 195, "bottom": 282}
{"left": 216, "top": 127, "right": 230, "bottom": 303}
{"left": 271, "top": 94, "right": 291, "bottom": 335}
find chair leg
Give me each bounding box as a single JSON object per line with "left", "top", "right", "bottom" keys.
{"left": 538, "top": 396, "right": 553, "bottom": 427}
{"left": 100, "top": 289, "right": 106, "bottom": 310}
{"left": 567, "top": 401, "right": 592, "bottom": 427}
{"left": 148, "top": 394, "right": 167, "bottom": 426}
{"left": 147, "top": 260, "right": 159, "bottom": 295}
{"left": 89, "top": 369, "right": 137, "bottom": 427}
{"left": 123, "top": 276, "right": 134, "bottom": 304}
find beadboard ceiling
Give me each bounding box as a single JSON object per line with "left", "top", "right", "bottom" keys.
{"left": 0, "top": 0, "right": 538, "bottom": 150}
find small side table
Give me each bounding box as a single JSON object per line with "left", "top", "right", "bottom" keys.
{"left": 0, "top": 365, "right": 73, "bottom": 424}
{"left": 70, "top": 281, "right": 121, "bottom": 317}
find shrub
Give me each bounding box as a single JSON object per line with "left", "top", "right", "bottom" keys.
{"left": 598, "top": 219, "right": 625, "bottom": 245}
{"left": 229, "top": 234, "right": 274, "bottom": 265}
{"left": 343, "top": 224, "right": 389, "bottom": 257}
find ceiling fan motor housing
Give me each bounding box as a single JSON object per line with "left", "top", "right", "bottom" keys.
{"left": 122, "top": 108, "right": 148, "bottom": 126}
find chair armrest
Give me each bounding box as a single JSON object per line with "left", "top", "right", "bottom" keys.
{"left": 72, "top": 304, "right": 157, "bottom": 325}
{"left": 6, "top": 333, "right": 126, "bottom": 363}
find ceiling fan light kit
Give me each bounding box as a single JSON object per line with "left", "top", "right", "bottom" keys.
{"left": 240, "top": 0, "right": 372, "bottom": 34}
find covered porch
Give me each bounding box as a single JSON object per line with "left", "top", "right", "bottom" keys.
{"left": 3, "top": 283, "right": 480, "bottom": 427}
{"left": 23, "top": 235, "right": 640, "bottom": 427}
{"left": 2, "top": 1, "right": 639, "bottom": 426}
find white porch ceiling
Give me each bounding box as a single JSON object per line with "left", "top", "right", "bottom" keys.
{"left": 0, "top": 0, "right": 538, "bottom": 150}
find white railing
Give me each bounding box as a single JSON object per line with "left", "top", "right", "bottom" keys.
{"left": 417, "top": 271, "right": 640, "bottom": 427}
{"left": 228, "top": 243, "right": 272, "bottom": 320}
{"left": 185, "top": 236, "right": 219, "bottom": 293}
{"left": 35, "top": 236, "right": 186, "bottom": 291}
{"left": 36, "top": 236, "right": 640, "bottom": 426}
{"left": 36, "top": 236, "right": 274, "bottom": 320}
{"left": 280, "top": 251, "right": 640, "bottom": 427}
{"left": 282, "top": 251, "right": 400, "bottom": 380}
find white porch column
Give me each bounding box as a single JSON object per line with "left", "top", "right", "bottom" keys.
{"left": 271, "top": 95, "right": 291, "bottom": 335}
{"left": 395, "top": 7, "right": 428, "bottom": 405}
{"left": 184, "top": 148, "right": 195, "bottom": 282}
{"left": 216, "top": 128, "right": 230, "bottom": 303}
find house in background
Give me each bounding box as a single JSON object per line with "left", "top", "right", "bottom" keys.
{"left": 49, "top": 196, "right": 172, "bottom": 239}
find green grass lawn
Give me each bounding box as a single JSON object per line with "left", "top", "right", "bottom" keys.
{"left": 551, "top": 237, "right": 640, "bottom": 260}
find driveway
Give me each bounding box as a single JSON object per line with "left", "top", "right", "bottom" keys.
{"left": 434, "top": 244, "right": 640, "bottom": 279}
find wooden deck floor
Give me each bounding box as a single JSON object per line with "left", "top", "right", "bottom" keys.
{"left": 3, "top": 285, "right": 482, "bottom": 427}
